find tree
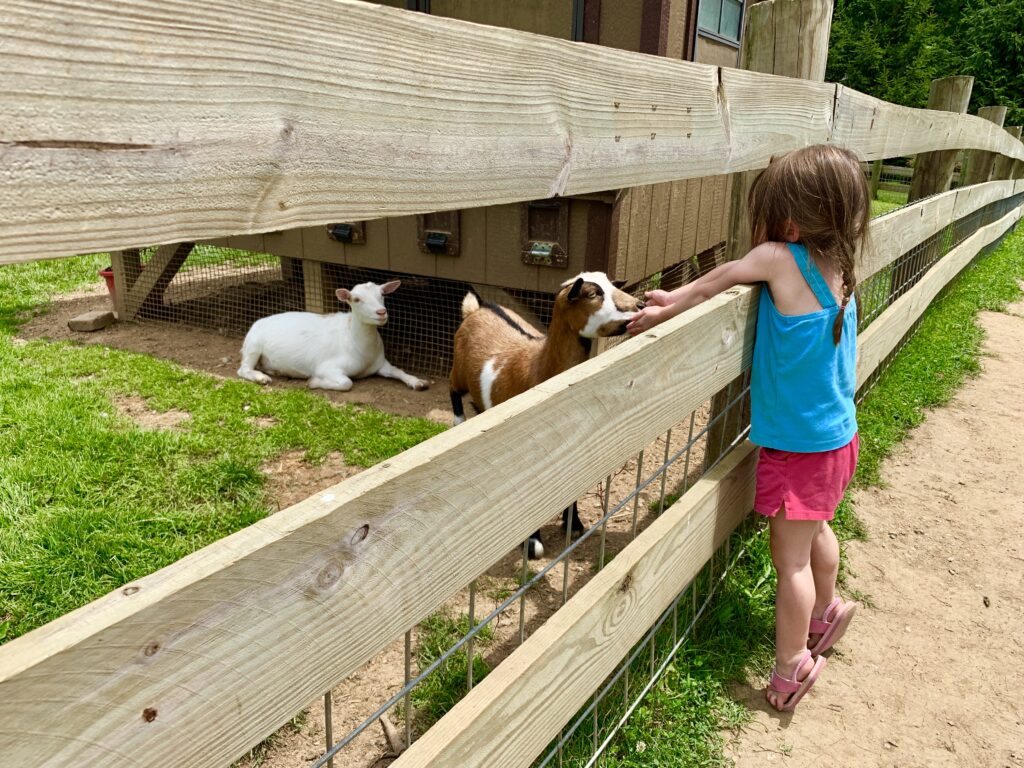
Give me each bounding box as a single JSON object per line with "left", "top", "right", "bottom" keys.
{"left": 827, "top": 0, "right": 1022, "bottom": 126}
{"left": 957, "top": 1, "right": 1024, "bottom": 125}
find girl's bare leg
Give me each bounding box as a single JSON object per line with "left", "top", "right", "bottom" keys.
{"left": 808, "top": 520, "right": 840, "bottom": 646}
{"left": 767, "top": 507, "right": 820, "bottom": 710}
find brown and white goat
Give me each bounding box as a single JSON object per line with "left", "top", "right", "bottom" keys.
{"left": 449, "top": 271, "right": 643, "bottom": 557}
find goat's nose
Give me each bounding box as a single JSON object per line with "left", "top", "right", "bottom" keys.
{"left": 636, "top": 301, "right": 645, "bottom": 310}
{"left": 376, "top": 309, "right": 387, "bottom": 316}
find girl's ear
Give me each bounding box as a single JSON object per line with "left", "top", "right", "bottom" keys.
{"left": 783, "top": 219, "right": 801, "bottom": 242}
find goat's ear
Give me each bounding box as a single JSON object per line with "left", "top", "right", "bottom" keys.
{"left": 335, "top": 288, "right": 351, "bottom": 303}
{"left": 567, "top": 277, "right": 585, "bottom": 302}
{"left": 380, "top": 280, "right": 401, "bottom": 295}
{"left": 611, "top": 279, "right": 627, "bottom": 289}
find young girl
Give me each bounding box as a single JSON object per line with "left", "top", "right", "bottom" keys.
{"left": 627, "top": 144, "right": 868, "bottom": 712}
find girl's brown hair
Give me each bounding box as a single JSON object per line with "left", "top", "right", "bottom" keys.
{"left": 747, "top": 144, "right": 870, "bottom": 343}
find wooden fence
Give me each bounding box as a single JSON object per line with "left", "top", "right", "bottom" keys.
{"left": 2, "top": 0, "right": 1023, "bottom": 266}
{"left": 1, "top": 1, "right": 1023, "bottom": 767}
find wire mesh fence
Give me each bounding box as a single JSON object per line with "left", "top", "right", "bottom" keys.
{"left": 123, "top": 242, "right": 570, "bottom": 380}
{"left": 264, "top": 193, "right": 1024, "bottom": 768}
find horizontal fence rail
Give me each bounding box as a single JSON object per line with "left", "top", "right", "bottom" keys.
{"left": 389, "top": 190, "right": 1024, "bottom": 768}
{"left": 2, "top": 0, "right": 1024, "bottom": 264}
{"left": 2, "top": 173, "right": 1021, "bottom": 767}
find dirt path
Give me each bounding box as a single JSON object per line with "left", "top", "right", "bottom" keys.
{"left": 726, "top": 297, "right": 1024, "bottom": 766}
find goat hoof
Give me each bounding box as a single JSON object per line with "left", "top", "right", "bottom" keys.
{"left": 570, "top": 525, "right": 586, "bottom": 540}
{"left": 412, "top": 379, "right": 429, "bottom": 391}
{"left": 527, "top": 539, "right": 544, "bottom": 560}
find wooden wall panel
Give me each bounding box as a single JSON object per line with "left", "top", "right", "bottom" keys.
{"left": 485, "top": 204, "right": 537, "bottom": 289}
{"left": 429, "top": 0, "right": 574, "bottom": 39}
{"left": 437, "top": 206, "right": 485, "bottom": 283}
{"left": 599, "top": 0, "right": 643, "bottom": 51}
{"left": 345, "top": 219, "right": 391, "bottom": 270}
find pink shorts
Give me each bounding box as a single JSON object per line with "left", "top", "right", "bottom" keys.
{"left": 754, "top": 434, "right": 859, "bottom": 521}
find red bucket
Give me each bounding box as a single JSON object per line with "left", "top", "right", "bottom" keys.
{"left": 99, "top": 267, "right": 116, "bottom": 305}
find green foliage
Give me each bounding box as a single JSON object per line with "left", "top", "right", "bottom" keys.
{"left": 828, "top": 0, "right": 1024, "bottom": 126}
{"left": 827, "top": 0, "right": 948, "bottom": 110}
{"left": 957, "top": 1, "right": 1024, "bottom": 125}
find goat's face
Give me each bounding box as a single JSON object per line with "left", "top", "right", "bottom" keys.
{"left": 335, "top": 280, "right": 400, "bottom": 326}
{"left": 560, "top": 272, "right": 644, "bottom": 338}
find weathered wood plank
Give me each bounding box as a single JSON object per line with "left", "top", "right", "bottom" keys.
{"left": 3, "top": 0, "right": 1023, "bottom": 265}
{"left": 857, "top": 203, "right": 1023, "bottom": 388}
{"left": 907, "top": 77, "right": 975, "bottom": 204}
{"left": 991, "top": 126, "right": 1021, "bottom": 182}
{"left": 121, "top": 243, "right": 195, "bottom": 321}
{"left": 392, "top": 442, "right": 759, "bottom": 768}
{"left": 0, "top": 282, "right": 760, "bottom": 768}
{"left": 625, "top": 183, "right": 654, "bottom": 283}
{"left": 862, "top": 180, "right": 1015, "bottom": 281}
{"left": 961, "top": 106, "right": 1007, "bottom": 187}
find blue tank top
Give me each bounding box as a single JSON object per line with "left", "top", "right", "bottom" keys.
{"left": 750, "top": 243, "right": 857, "bottom": 453}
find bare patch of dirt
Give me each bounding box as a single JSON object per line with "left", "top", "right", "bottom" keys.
{"left": 113, "top": 395, "right": 191, "bottom": 430}
{"left": 725, "top": 296, "right": 1024, "bottom": 767}
{"left": 262, "top": 450, "right": 363, "bottom": 513}
{"left": 19, "top": 292, "right": 452, "bottom": 422}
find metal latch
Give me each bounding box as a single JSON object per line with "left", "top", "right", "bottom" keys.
{"left": 522, "top": 241, "right": 567, "bottom": 268}
{"left": 327, "top": 222, "right": 366, "bottom": 244}
{"left": 424, "top": 231, "right": 449, "bottom": 254}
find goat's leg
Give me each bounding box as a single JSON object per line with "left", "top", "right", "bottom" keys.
{"left": 308, "top": 363, "right": 354, "bottom": 391}
{"left": 562, "top": 501, "right": 585, "bottom": 538}
{"left": 237, "top": 344, "right": 271, "bottom": 384}
{"left": 377, "top": 359, "right": 428, "bottom": 391}
{"left": 527, "top": 502, "right": 584, "bottom": 560}
{"left": 450, "top": 390, "right": 467, "bottom": 425}
{"left": 527, "top": 529, "right": 545, "bottom": 560}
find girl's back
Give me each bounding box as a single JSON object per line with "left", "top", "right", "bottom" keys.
{"left": 751, "top": 242, "right": 857, "bottom": 453}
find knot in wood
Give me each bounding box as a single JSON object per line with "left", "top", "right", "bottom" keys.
{"left": 142, "top": 708, "right": 158, "bottom": 723}
{"left": 122, "top": 585, "right": 140, "bottom": 597}
{"left": 316, "top": 560, "right": 344, "bottom": 590}
{"left": 350, "top": 524, "right": 370, "bottom": 546}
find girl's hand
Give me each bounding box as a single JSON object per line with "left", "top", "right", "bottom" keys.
{"left": 644, "top": 289, "right": 673, "bottom": 307}
{"left": 626, "top": 305, "right": 669, "bottom": 335}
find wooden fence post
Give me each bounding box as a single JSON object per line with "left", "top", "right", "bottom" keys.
{"left": 868, "top": 159, "right": 884, "bottom": 200}
{"left": 992, "top": 126, "right": 1022, "bottom": 181}
{"left": 894, "top": 76, "right": 975, "bottom": 303}
{"left": 706, "top": 0, "right": 833, "bottom": 470}
{"left": 907, "top": 76, "right": 974, "bottom": 203}
{"left": 961, "top": 106, "right": 1008, "bottom": 187}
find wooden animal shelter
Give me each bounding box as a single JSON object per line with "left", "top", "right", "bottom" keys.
{"left": 111, "top": 0, "right": 755, "bottom": 336}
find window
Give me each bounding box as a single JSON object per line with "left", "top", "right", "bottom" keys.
{"left": 698, "top": 0, "right": 743, "bottom": 43}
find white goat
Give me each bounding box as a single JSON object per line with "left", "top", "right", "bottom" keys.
{"left": 449, "top": 271, "right": 642, "bottom": 557}
{"left": 237, "top": 280, "right": 428, "bottom": 392}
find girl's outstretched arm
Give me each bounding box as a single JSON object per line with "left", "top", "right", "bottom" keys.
{"left": 626, "top": 242, "right": 780, "bottom": 335}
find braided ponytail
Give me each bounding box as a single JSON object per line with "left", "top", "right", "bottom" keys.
{"left": 831, "top": 254, "right": 857, "bottom": 345}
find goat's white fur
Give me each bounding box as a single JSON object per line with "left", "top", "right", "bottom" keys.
{"left": 237, "top": 280, "right": 428, "bottom": 392}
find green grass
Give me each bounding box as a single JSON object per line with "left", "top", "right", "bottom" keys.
{"left": 408, "top": 609, "right": 494, "bottom": 731}
{"left": 870, "top": 188, "right": 909, "bottom": 218}
{"left": 570, "top": 223, "right": 1024, "bottom": 766}
{"left": 0, "top": 254, "right": 444, "bottom": 643}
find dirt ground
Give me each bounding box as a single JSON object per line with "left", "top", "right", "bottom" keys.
{"left": 726, "top": 296, "right": 1024, "bottom": 767}
{"left": 21, "top": 289, "right": 717, "bottom": 767}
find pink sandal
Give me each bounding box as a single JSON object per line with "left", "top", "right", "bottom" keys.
{"left": 808, "top": 597, "right": 858, "bottom": 657}
{"left": 767, "top": 650, "right": 826, "bottom": 712}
